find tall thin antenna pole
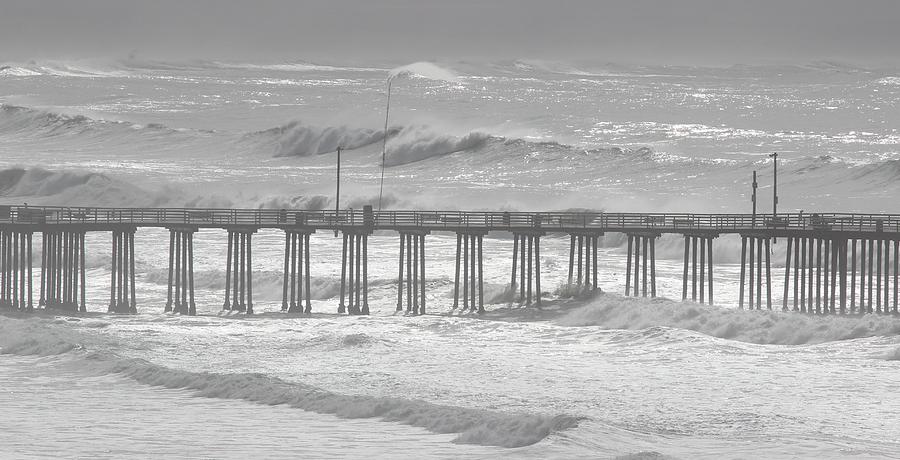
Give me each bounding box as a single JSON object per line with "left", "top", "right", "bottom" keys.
{"left": 770, "top": 152, "right": 778, "bottom": 244}
{"left": 377, "top": 77, "right": 393, "bottom": 212}
{"left": 335, "top": 146, "right": 341, "bottom": 237}
{"left": 336, "top": 146, "right": 342, "bottom": 212}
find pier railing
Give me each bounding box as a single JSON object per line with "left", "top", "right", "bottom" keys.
{"left": 3, "top": 205, "right": 900, "bottom": 234}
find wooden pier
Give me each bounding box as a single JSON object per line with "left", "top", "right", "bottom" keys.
{"left": 2, "top": 205, "right": 900, "bottom": 316}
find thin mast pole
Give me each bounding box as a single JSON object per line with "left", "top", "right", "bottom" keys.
{"left": 334, "top": 146, "right": 341, "bottom": 238}
{"left": 377, "top": 77, "right": 393, "bottom": 212}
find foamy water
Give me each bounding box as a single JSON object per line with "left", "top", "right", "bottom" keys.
{"left": 2, "top": 59, "right": 900, "bottom": 458}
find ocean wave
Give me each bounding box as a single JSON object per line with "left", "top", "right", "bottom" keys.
{"left": 205, "top": 60, "right": 383, "bottom": 73}
{"left": 0, "top": 167, "right": 126, "bottom": 199}
{"left": 884, "top": 346, "right": 900, "bottom": 361}
{"left": 0, "top": 166, "right": 235, "bottom": 208}
{"left": 0, "top": 315, "right": 90, "bottom": 356}
{"left": 0, "top": 66, "right": 42, "bottom": 77}
{"left": 250, "top": 119, "right": 499, "bottom": 165}
{"left": 249, "top": 121, "right": 389, "bottom": 157}
{"left": 0, "top": 60, "right": 130, "bottom": 78}
{"left": 556, "top": 294, "right": 900, "bottom": 345}
{"left": 384, "top": 126, "right": 493, "bottom": 166}
{"left": 142, "top": 269, "right": 345, "bottom": 301}
{"left": 98, "top": 354, "right": 580, "bottom": 447}
{"left": 0, "top": 104, "right": 180, "bottom": 138}
{"left": 0, "top": 315, "right": 580, "bottom": 447}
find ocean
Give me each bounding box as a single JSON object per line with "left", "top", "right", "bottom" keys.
{"left": 1, "top": 58, "right": 900, "bottom": 459}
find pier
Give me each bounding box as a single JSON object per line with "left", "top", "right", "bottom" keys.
{"left": 2, "top": 205, "right": 900, "bottom": 315}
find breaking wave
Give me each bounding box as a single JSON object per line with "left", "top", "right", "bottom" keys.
{"left": 249, "top": 121, "right": 389, "bottom": 157}
{"left": 385, "top": 126, "right": 492, "bottom": 166}
{"left": 0, "top": 104, "right": 199, "bottom": 143}
{"left": 0, "top": 315, "right": 580, "bottom": 448}
{"left": 556, "top": 294, "right": 900, "bottom": 345}
{"left": 143, "top": 269, "right": 346, "bottom": 301}
{"left": 0, "top": 167, "right": 239, "bottom": 208}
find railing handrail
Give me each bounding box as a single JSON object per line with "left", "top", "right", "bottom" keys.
{"left": 2, "top": 205, "right": 900, "bottom": 233}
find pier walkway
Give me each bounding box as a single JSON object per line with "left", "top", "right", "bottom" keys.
{"left": 2, "top": 204, "right": 900, "bottom": 316}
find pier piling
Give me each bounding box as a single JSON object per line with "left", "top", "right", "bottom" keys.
{"left": 625, "top": 233, "right": 659, "bottom": 298}
{"left": 739, "top": 234, "right": 772, "bottom": 310}
{"left": 682, "top": 234, "right": 717, "bottom": 304}
{"left": 398, "top": 231, "right": 428, "bottom": 315}
{"left": 108, "top": 227, "right": 137, "bottom": 314}
{"left": 339, "top": 230, "right": 370, "bottom": 315}
{"left": 1, "top": 230, "right": 33, "bottom": 311}
{"left": 223, "top": 228, "right": 255, "bottom": 314}
{"left": 166, "top": 227, "right": 197, "bottom": 315}
{"left": 566, "top": 232, "right": 601, "bottom": 295}
{"left": 453, "top": 231, "right": 486, "bottom": 313}
{"left": 513, "top": 231, "right": 545, "bottom": 305}
{"left": 282, "top": 230, "right": 314, "bottom": 314}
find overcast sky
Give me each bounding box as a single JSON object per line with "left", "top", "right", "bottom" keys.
{"left": 2, "top": 0, "right": 898, "bottom": 65}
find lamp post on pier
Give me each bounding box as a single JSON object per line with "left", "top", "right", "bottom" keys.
{"left": 770, "top": 152, "right": 778, "bottom": 217}
{"left": 751, "top": 170, "right": 757, "bottom": 226}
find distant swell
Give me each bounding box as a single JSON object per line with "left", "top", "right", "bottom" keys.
{"left": 0, "top": 315, "right": 580, "bottom": 448}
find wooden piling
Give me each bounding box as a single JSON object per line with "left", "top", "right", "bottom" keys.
{"left": 478, "top": 235, "right": 484, "bottom": 313}
{"left": 692, "top": 236, "right": 698, "bottom": 301}
{"left": 511, "top": 234, "right": 518, "bottom": 293}
{"left": 860, "top": 238, "right": 867, "bottom": 313}
{"left": 747, "top": 236, "right": 756, "bottom": 310}
{"left": 339, "top": 233, "right": 347, "bottom": 313}
{"left": 535, "top": 236, "right": 542, "bottom": 305}
{"left": 757, "top": 237, "right": 763, "bottom": 310}
{"left": 398, "top": 233, "right": 405, "bottom": 311}
{"left": 765, "top": 238, "right": 772, "bottom": 310}
{"left": 453, "top": 233, "right": 461, "bottom": 309}
{"left": 699, "top": 236, "right": 705, "bottom": 303}
{"left": 683, "top": 236, "right": 690, "bottom": 301}
{"left": 625, "top": 234, "right": 633, "bottom": 296}
{"left": 739, "top": 236, "right": 746, "bottom": 308}
{"left": 650, "top": 236, "right": 657, "bottom": 298}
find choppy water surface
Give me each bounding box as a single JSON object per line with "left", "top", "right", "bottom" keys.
{"left": 2, "top": 59, "right": 900, "bottom": 458}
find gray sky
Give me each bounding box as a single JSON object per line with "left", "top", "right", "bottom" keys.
{"left": 2, "top": 0, "right": 898, "bottom": 65}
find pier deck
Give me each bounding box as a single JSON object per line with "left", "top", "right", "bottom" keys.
{"left": 2, "top": 205, "right": 900, "bottom": 315}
